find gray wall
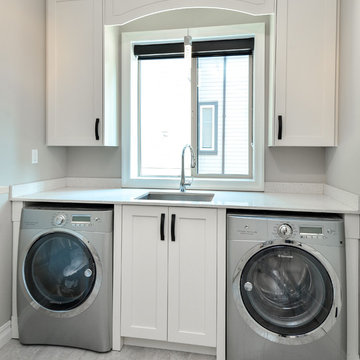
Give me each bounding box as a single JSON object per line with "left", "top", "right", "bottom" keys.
{"left": 0, "top": 0, "right": 67, "bottom": 329}
{"left": 0, "top": 0, "right": 67, "bottom": 186}
{"left": 67, "top": 9, "right": 326, "bottom": 184}
{"left": 325, "top": 0, "right": 360, "bottom": 195}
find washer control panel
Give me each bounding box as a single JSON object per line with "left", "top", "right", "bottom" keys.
{"left": 52, "top": 213, "right": 100, "bottom": 228}
{"left": 271, "top": 219, "right": 341, "bottom": 245}
{"left": 21, "top": 206, "right": 113, "bottom": 233}
{"left": 227, "top": 213, "right": 344, "bottom": 247}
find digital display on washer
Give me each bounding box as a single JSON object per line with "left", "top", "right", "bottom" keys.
{"left": 299, "top": 226, "right": 322, "bottom": 235}
{"left": 72, "top": 215, "right": 91, "bottom": 223}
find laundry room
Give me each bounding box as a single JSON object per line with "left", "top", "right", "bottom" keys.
{"left": 0, "top": 0, "right": 359, "bottom": 359}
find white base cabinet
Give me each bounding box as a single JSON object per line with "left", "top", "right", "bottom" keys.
{"left": 121, "top": 205, "right": 217, "bottom": 347}
{"left": 270, "top": 0, "right": 338, "bottom": 146}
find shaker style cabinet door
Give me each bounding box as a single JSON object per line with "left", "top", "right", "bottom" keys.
{"left": 167, "top": 207, "right": 217, "bottom": 347}
{"left": 121, "top": 206, "right": 168, "bottom": 341}
{"left": 272, "top": 0, "right": 338, "bottom": 146}
{"left": 46, "top": 0, "right": 103, "bottom": 146}
{"left": 104, "top": 0, "right": 275, "bottom": 25}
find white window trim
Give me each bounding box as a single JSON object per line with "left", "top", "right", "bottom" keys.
{"left": 121, "top": 23, "right": 265, "bottom": 191}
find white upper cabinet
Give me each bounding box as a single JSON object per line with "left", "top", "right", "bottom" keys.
{"left": 270, "top": 0, "right": 338, "bottom": 146}
{"left": 104, "top": 0, "right": 275, "bottom": 25}
{"left": 47, "top": 0, "right": 118, "bottom": 146}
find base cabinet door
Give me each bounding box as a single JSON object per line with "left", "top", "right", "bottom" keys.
{"left": 168, "top": 207, "right": 217, "bottom": 347}
{"left": 121, "top": 205, "right": 168, "bottom": 340}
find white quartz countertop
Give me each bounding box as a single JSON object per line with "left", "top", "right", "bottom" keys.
{"left": 10, "top": 187, "right": 359, "bottom": 214}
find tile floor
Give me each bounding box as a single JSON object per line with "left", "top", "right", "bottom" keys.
{"left": 0, "top": 340, "right": 216, "bottom": 360}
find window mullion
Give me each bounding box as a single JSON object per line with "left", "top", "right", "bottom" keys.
{"left": 248, "top": 55, "right": 254, "bottom": 178}
{"left": 137, "top": 60, "right": 142, "bottom": 177}
{"left": 191, "top": 57, "right": 198, "bottom": 178}
{"left": 221, "top": 56, "right": 227, "bottom": 175}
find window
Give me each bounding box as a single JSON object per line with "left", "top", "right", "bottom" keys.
{"left": 196, "top": 55, "right": 252, "bottom": 177}
{"left": 122, "top": 24, "right": 265, "bottom": 191}
{"left": 138, "top": 57, "right": 190, "bottom": 177}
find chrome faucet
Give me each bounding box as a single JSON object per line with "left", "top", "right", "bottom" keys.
{"left": 180, "top": 144, "right": 196, "bottom": 192}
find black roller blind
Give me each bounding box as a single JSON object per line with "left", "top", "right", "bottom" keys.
{"left": 134, "top": 38, "right": 254, "bottom": 60}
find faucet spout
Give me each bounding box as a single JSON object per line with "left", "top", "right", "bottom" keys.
{"left": 180, "top": 145, "right": 196, "bottom": 192}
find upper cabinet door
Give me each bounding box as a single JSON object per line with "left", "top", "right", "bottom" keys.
{"left": 271, "top": 0, "right": 338, "bottom": 146}
{"left": 104, "top": 0, "right": 275, "bottom": 25}
{"left": 46, "top": 0, "right": 103, "bottom": 146}
{"left": 167, "top": 207, "right": 217, "bottom": 347}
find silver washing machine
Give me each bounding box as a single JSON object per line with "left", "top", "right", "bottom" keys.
{"left": 227, "top": 212, "right": 346, "bottom": 360}
{"left": 17, "top": 204, "right": 113, "bottom": 352}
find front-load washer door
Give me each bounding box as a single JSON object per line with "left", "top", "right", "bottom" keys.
{"left": 24, "top": 232, "right": 97, "bottom": 312}
{"left": 233, "top": 244, "right": 338, "bottom": 344}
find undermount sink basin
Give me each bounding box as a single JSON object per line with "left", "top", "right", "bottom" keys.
{"left": 136, "top": 192, "right": 215, "bottom": 202}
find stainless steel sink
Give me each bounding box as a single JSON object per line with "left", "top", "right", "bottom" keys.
{"left": 136, "top": 192, "right": 214, "bottom": 202}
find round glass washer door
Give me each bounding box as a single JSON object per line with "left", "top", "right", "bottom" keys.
{"left": 24, "top": 232, "right": 97, "bottom": 312}
{"left": 234, "top": 244, "right": 338, "bottom": 343}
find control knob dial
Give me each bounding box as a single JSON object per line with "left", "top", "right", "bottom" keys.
{"left": 54, "top": 214, "right": 66, "bottom": 226}
{"left": 278, "top": 223, "right": 293, "bottom": 239}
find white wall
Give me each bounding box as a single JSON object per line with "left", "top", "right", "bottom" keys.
{"left": 325, "top": 0, "right": 360, "bottom": 195}
{"left": 0, "top": 0, "right": 67, "bottom": 329}
{"left": 67, "top": 8, "right": 326, "bottom": 184}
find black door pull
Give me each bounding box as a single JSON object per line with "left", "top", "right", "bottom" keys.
{"left": 171, "top": 214, "right": 176, "bottom": 242}
{"left": 160, "top": 213, "right": 165, "bottom": 241}
{"left": 95, "top": 118, "right": 100, "bottom": 140}
{"left": 278, "top": 115, "right": 283, "bottom": 140}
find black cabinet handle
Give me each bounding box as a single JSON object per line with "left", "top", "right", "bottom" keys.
{"left": 95, "top": 118, "right": 100, "bottom": 140}
{"left": 171, "top": 214, "right": 176, "bottom": 242}
{"left": 277, "top": 115, "right": 283, "bottom": 140}
{"left": 160, "top": 213, "right": 165, "bottom": 241}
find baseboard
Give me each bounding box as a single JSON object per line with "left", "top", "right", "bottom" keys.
{"left": 11, "top": 316, "right": 18, "bottom": 339}
{"left": 347, "top": 354, "right": 360, "bottom": 360}
{"left": 123, "top": 337, "right": 216, "bottom": 355}
{"left": 0, "top": 321, "right": 12, "bottom": 349}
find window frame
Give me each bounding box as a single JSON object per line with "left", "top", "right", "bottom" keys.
{"left": 121, "top": 24, "right": 265, "bottom": 191}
